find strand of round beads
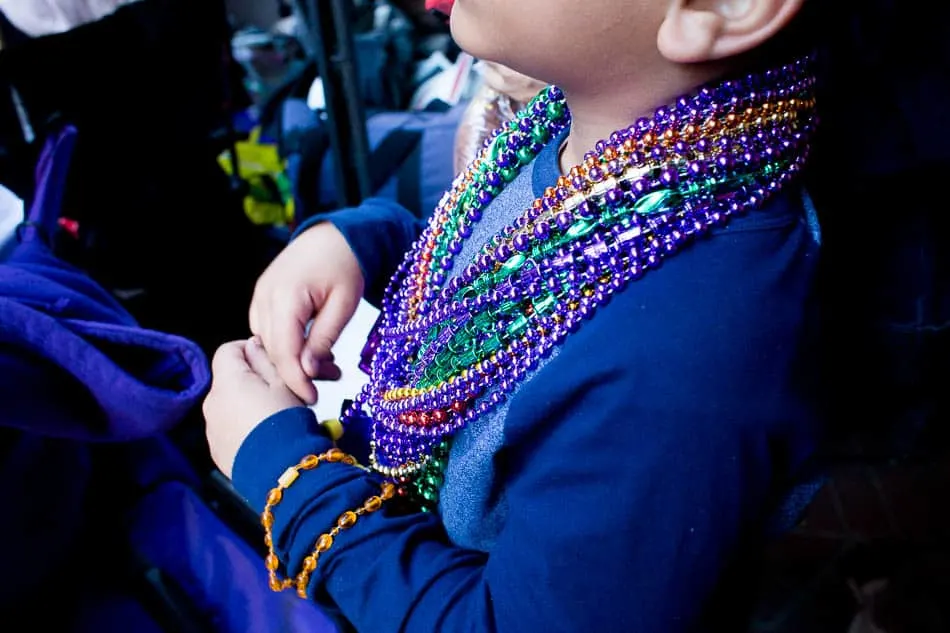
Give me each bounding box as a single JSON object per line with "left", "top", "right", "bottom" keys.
{"left": 341, "top": 57, "right": 818, "bottom": 510}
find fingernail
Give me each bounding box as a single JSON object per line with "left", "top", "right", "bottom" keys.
{"left": 304, "top": 384, "right": 318, "bottom": 405}
{"left": 302, "top": 349, "right": 317, "bottom": 377}
{"left": 324, "top": 362, "right": 343, "bottom": 381}
{"left": 249, "top": 335, "right": 262, "bottom": 347}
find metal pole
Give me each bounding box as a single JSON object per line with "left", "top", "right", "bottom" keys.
{"left": 305, "top": 0, "right": 371, "bottom": 207}
{"left": 328, "top": 0, "right": 372, "bottom": 199}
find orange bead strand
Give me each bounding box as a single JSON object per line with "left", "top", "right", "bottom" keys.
{"left": 260, "top": 448, "right": 396, "bottom": 599}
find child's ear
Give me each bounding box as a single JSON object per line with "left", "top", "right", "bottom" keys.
{"left": 657, "top": 0, "right": 804, "bottom": 63}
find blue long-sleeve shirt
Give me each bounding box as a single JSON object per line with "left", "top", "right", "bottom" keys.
{"left": 232, "top": 131, "right": 822, "bottom": 632}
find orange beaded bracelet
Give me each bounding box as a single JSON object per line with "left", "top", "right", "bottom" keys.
{"left": 292, "top": 479, "right": 396, "bottom": 597}
{"left": 260, "top": 447, "right": 396, "bottom": 597}
{"left": 262, "top": 448, "right": 359, "bottom": 591}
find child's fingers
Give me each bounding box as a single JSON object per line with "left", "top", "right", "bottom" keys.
{"left": 302, "top": 290, "right": 356, "bottom": 376}
{"left": 244, "top": 336, "right": 283, "bottom": 386}
{"left": 264, "top": 294, "right": 318, "bottom": 404}
{"left": 210, "top": 341, "right": 254, "bottom": 379}
{"left": 313, "top": 360, "right": 343, "bottom": 381}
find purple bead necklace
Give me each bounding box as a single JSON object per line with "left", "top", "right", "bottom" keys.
{"left": 342, "top": 58, "right": 817, "bottom": 510}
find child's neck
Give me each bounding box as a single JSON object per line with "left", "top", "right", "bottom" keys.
{"left": 558, "top": 66, "right": 725, "bottom": 173}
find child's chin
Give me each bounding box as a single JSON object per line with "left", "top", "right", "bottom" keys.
{"left": 448, "top": 2, "right": 499, "bottom": 59}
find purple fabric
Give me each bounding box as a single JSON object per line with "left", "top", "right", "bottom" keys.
{"left": 0, "top": 430, "right": 91, "bottom": 604}
{"left": 128, "top": 482, "right": 342, "bottom": 633}
{"left": 0, "top": 127, "right": 210, "bottom": 440}
{"left": 0, "top": 126, "right": 210, "bottom": 606}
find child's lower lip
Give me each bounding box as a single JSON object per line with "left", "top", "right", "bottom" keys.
{"left": 426, "top": 0, "right": 455, "bottom": 16}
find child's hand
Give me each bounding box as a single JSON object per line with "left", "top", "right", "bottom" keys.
{"left": 203, "top": 337, "right": 305, "bottom": 478}
{"left": 249, "top": 223, "right": 364, "bottom": 404}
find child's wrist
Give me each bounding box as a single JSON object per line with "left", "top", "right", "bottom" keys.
{"left": 232, "top": 407, "right": 335, "bottom": 511}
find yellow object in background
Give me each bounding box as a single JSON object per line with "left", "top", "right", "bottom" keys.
{"left": 218, "top": 127, "right": 295, "bottom": 227}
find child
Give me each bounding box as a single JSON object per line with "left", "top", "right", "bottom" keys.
{"left": 204, "top": 0, "right": 825, "bottom": 630}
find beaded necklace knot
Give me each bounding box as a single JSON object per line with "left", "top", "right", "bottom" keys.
{"left": 344, "top": 58, "right": 818, "bottom": 510}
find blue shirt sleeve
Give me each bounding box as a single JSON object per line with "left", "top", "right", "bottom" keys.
{"left": 293, "top": 200, "right": 426, "bottom": 306}
{"left": 232, "top": 377, "right": 778, "bottom": 633}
